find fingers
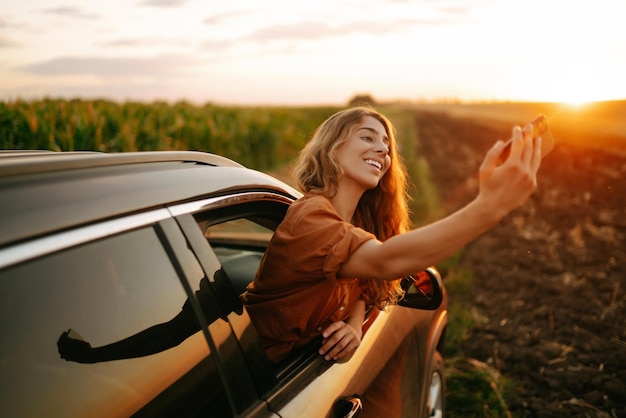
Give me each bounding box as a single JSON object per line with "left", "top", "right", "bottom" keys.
{"left": 319, "top": 321, "right": 361, "bottom": 361}
{"left": 532, "top": 136, "right": 543, "bottom": 173}
{"left": 520, "top": 122, "right": 537, "bottom": 163}
{"left": 516, "top": 124, "right": 542, "bottom": 180}
{"left": 481, "top": 140, "right": 506, "bottom": 171}
{"left": 508, "top": 125, "right": 525, "bottom": 161}
{"left": 321, "top": 321, "right": 343, "bottom": 339}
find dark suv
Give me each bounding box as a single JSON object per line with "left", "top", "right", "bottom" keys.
{"left": 0, "top": 151, "right": 447, "bottom": 418}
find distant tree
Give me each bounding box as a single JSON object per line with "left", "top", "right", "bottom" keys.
{"left": 348, "top": 94, "right": 377, "bottom": 107}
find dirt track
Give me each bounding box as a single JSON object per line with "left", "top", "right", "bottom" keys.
{"left": 414, "top": 111, "right": 626, "bottom": 417}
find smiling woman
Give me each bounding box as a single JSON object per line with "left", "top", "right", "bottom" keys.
{"left": 241, "top": 105, "right": 544, "bottom": 368}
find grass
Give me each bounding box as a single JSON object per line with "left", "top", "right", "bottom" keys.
{"left": 446, "top": 358, "right": 515, "bottom": 418}
{"left": 382, "top": 105, "right": 444, "bottom": 224}
{"left": 442, "top": 262, "right": 518, "bottom": 417}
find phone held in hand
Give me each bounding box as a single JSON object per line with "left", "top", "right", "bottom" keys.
{"left": 499, "top": 114, "right": 555, "bottom": 163}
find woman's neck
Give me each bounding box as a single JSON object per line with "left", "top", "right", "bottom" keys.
{"left": 330, "top": 187, "right": 363, "bottom": 222}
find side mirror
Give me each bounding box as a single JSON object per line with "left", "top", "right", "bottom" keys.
{"left": 397, "top": 267, "right": 444, "bottom": 311}
{"left": 331, "top": 395, "right": 362, "bottom": 418}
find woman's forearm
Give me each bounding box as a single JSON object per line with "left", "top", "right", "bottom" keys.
{"left": 385, "top": 196, "right": 501, "bottom": 274}
{"left": 341, "top": 196, "right": 502, "bottom": 280}
{"left": 346, "top": 299, "right": 366, "bottom": 338}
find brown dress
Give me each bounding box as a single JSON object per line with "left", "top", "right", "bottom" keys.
{"left": 241, "top": 194, "right": 375, "bottom": 364}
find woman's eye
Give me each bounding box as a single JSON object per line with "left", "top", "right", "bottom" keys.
{"left": 362, "top": 136, "right": 373, "bottom": 141}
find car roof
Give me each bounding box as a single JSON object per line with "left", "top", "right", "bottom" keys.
{"left": 0, "top": 151, "right": 300, "bottom": 249}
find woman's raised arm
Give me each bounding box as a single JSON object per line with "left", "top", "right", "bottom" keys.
{"left": 339, "top": 124, "right": 543, "bottom": 280}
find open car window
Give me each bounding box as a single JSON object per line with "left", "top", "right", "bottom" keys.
{"left": 205, "top": 218, "right": 274, "bottom": 250}
{"left": 198, "top": 217, "right": 273, "bottom": 296}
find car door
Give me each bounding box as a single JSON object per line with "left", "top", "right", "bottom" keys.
{"left": 0, "top": 212, "right": 251, "bottom": 417}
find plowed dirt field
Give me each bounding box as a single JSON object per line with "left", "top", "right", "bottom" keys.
{"left": 414, "top": 108, "right": 626, "bottom": 418}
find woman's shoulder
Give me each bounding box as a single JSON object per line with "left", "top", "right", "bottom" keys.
{"left": 289, "top": 193, "right": 337, "bottom": 217}
{"left": 280, "top": 193, "right": 341, "bottom": 231}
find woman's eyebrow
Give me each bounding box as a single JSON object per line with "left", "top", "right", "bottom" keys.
{"left": 359, "top": 126, "right": 389, "bottom": 142}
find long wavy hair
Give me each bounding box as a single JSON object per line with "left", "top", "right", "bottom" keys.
{"left": 293, "top": 106, "right": 411, "bottom": 309}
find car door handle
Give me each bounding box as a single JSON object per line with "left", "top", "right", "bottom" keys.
{"left": 331, "top": 395, "right": 362, "bottom": 418}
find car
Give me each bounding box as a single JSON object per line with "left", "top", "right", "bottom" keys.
{"left": 0, "top": 150, "right": 448, "bottom": 418}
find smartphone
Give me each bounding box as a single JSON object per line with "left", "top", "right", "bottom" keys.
{"left": 67, "top": 329, "right": 85, "bottom": 341}
{"left": 499, "top": 114, "right": 555, "bottom": 163}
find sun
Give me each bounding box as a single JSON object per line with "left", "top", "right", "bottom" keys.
{"left": 556, "top": 90, "right": 596, "bottom": 108}
{"left": 549, "top": 79, "right": 606, "bottom": 107}
{"left": 562, "top": 99, "right": 592, "bottom": 109}
{"left": 518, "top": 70, "right": 617, "bottom": 107}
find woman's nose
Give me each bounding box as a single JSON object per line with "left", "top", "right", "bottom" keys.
{"left": 376, "top": 141, "right": 389, "bottom": 154}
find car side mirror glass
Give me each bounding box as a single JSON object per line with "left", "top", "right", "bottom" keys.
{"left": 397, "top": 267, "right": 444, "bottom": 311}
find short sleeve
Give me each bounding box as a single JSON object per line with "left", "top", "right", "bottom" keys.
{"left": 323, "top": 225, "right": 374, "bottom": 280}
{"left": 283, "top": 196, "right": 376, "bottom": 282}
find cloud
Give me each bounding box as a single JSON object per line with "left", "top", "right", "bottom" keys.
{"left": 203, "top": 10, "right": 255, "bottom": 25}
{"left": 251, "top": 21, "right": 336, "bottom": 41}
{"left": 194, "top": 16, "right": 453, "bottom": 55}
{"left": 38, "top": 7, "right": 99, "bottom": 20}
{"left": 248, "top": 18, "right": 447, "bottom": 43}
{"left": 140, "top": 0, "right": 189, "bottom": 7}
{"left": 98, "top": 38, "right": 192, "bottom": 48}
{"left": 0, "top": 37, "right": 20, "bottom": 48}
{"left": 18, "top": 55, "right": 194, "bottom": 78}
{"left": 199, "top": 38, "right": 236, "bottom": 52}
{"left": 438, "top": 6, "right": 471, "bottom": 16}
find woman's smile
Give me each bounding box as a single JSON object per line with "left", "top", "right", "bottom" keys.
{"left": 364, "top": 159, "right": 383, "bottom": 171}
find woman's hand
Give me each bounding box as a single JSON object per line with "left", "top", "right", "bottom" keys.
{"left": 57, "top": 329, "right": 95, "bottom": 363}
{"left": 319, "top": 321, "right": 363, "bottom": 362}
{"left": 476, "top": 123, "right": 543, "bottom": 221}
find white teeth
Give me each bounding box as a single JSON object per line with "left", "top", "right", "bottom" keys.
{"left": 365, "top": 159, "right": 382, "bottom": 170}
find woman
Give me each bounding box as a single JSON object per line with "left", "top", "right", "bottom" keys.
{"left": 241, "top": 106, "right": 541, "bottom": 365}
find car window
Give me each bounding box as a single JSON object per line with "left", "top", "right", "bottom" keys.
{"left": 206, "top": 217, "right": 274, "bottom": 239}
{"left": 203, "top": 218, "right": 273, "bottom": 296}
{"left": 0, "top": 225, "right": 231, "bottom": 418}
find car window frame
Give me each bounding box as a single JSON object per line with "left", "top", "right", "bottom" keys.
{"left": 155, "top": 217, "right": 251, "bottom": 416}
{"left": 169, "top": 191, "right": 352, "bottom": 411}
{"left": 171, "top": 193, "right": 289, "bottom": 391}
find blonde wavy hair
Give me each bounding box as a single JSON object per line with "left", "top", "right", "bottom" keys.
{"left": 293, "top": 106, "right": 411, "bottom": 309}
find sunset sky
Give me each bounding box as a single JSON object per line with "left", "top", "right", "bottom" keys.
{"left": 2, "top": 0, "right": 625, "bottom": 105}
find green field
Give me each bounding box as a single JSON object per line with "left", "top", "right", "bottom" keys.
{"left": 0, "top": 98, "right": 341, "bottom": 172}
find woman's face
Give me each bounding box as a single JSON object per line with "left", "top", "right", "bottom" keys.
{"left": 334, "top": 115, "right": 392, "bottom": 194}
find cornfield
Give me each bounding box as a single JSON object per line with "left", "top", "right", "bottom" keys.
{"left": 0, "top": 98, "right": 340, "bottom": 171}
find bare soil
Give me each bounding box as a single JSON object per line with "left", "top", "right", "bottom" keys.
{"left": 414, "top": 110, "right": 626, "bottom": 418}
